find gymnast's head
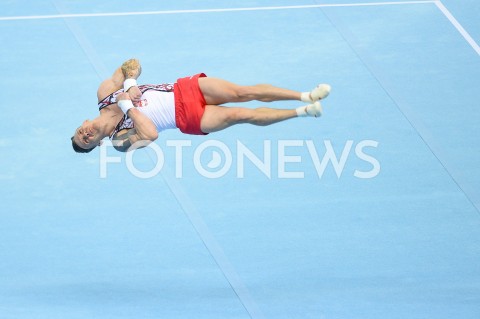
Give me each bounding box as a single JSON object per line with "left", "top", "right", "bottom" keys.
{"left": 71, "top": 119, "right": 103, "bottom": 153}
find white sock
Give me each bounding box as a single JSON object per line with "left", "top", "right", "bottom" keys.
{"left": 300, "top": 92, "right": 312, "bottom": 103}
{"left": 296, "top": 105, "right": 308, "bottom": 117}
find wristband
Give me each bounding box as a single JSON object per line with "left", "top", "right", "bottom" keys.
{"left": 123, "top": 78, "right": 137, "bottom": 92}
{"left": 118, "top": 99, "right": 135, "bottom": 114}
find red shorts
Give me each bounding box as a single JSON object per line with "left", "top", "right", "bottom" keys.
{"left": 174, "top": 73, "right": 208, "bottom": 135}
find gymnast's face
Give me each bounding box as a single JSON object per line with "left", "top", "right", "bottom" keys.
{"left": 73, "top": 120, "right": 102, "bottom": 150}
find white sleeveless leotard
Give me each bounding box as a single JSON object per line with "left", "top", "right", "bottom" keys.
{"left": 98, "top": 84, "right": 176, "bottom": 139}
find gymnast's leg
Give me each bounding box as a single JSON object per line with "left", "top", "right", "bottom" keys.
{"left": 200, "top": 103, "right": 322, "bottom": 133}
{"left": 198, "top": 77, "right": 330, "bottom": 105}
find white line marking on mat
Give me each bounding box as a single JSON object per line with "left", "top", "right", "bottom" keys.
{"left": 0, "top": 1, "right": 436, "bottom": 21}
{"left": 434, "top": 1, "right": 480, "bottom": 56}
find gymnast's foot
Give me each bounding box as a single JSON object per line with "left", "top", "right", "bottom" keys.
{"left": 296, "top": 101, "right": 322, "bottom": 117}
{"left": 301, "top": 84, "right": 331, "bottom": 103}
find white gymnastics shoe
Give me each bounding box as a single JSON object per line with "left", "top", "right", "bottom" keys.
{"left": 296, "top": 101, "right": 323, "bottom": 117}
{"left": 306, "top": 101, "right": 323, "bottom": 117}
{"left": 301, "top": 84, "right": 331, "bottom": 103}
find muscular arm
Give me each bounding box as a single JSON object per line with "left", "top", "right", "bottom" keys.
{"left": 97, "top": 58, "right": 142, "bottom": 102}
{"left": 112, "top": 93, "right": 158, "bottom": 152}
{"left": 127, "top": 107, "right": 158, "bottom": 142}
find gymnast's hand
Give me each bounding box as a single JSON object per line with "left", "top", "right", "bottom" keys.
{"left": 128, "top": 85, "right": 142, "bottom": 102}
{"left": 116, "top": 92, "right": 132, "bottom": 105}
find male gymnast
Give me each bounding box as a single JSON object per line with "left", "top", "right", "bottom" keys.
{"left": 71, "top": 59, "right": 331, "bottom": 153}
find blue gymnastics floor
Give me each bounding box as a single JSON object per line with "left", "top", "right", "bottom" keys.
{"left": 1, "top": 1, "right": 480, "bottom": 318}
